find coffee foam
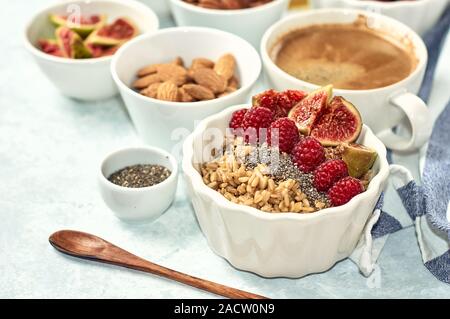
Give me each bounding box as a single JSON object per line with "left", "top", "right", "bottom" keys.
{"left": 272, "top": 16, "right": 418, "bottom": 90}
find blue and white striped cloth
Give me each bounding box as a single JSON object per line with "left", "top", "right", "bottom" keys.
{"left": 350, "top": 5, "right": 450, "bottom": 284}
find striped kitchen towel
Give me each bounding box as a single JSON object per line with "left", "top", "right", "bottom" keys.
{"left": 349, "top": 4, "right": 450, "bottom": 283}
{"left": 392, "top": 97, "right": 450, "bottom": 284}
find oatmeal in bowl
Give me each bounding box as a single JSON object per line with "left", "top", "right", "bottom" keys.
{"left": 182, "top": 85, "right": 389, "bottom": 277}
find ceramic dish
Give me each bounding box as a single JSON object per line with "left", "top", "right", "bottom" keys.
{"left": 260, "top": 9, "right": 432, "bottom": 152}
{"left": 24, "top": 0, "right": 159, "bottom": 101}
{"left": 99, "top": 146, "right": 178, "bottom": 222}
{"left": 138, "top": 0, "right": 171, "bottom": 18}
{"left": 169, "top": 0, "right": 290, "bottom": 47}
{"left": 182, "top": 104, "right": 389, "bottom": 278}
{"left": 111, "top": 27, "right": 261, "bottom": 152}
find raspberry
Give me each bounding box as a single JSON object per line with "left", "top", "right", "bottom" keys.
{"left": 253, "top": 89, "right": 306, "bottom": 119}
{"left": 328, "top": 176, "right": 364, "bottom": 206}
{"left": 313, "top": 159, "right": 349, "bottom": 191}
{"left": 278, "top": 89, "right": 307, "bottom": 113}
{"left": 229, "top": 108, "right": 247, "bottom": 129}
{"left": 268, "top": 118, "right": 300, "bottom": 153}
{"left": 242, "top": 107, "right": 274, "bottom": 143}
{"left": 291, "top": 137, "right": 325, "bottom": 172}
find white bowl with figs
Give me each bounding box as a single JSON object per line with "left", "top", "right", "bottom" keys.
{"left": 182, "top": 86, "right": 389, "bottom": 277}
{"left": 24, "top": 0, "right": 159, "bottom": 100}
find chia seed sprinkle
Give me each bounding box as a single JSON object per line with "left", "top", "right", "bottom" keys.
{"left": 108, "top": 164, "right": 171, "bottom": 188}
{"left": 245, "top": 144, "right": 330, "bottom": 207}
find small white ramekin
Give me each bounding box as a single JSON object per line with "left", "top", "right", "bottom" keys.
{"left": 24, "top": 0, "right": 159, "bottom": 101}
{"left": 311, "top": 0, "right": 448, "bottom": 35}
{"left": 169, "top": 0, "right": 290, "bottom": 47}
{"left": 182, "top": 104, "right": 390, "bottom": 278}
{"left": 99, "top": 146, "right": 178, "bottom": 222}
{"left": 111, "top": 26, "right": 261, "bottom": 152}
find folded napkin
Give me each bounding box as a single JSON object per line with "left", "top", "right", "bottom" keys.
{"left": 393, "top": 97, "right": 450, "bottom": 282}
{"left": 349, "top": 4, "right": 450, "bottom": 284}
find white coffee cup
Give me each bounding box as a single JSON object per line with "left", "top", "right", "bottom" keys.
{"left": 261, "top": 9, "right": 432, "bottom": 152}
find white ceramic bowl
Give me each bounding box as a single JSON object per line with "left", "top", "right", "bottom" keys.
{"left": 99, "top": 146, "right": 178, "bottom": 222}
{"left": 111, "top": 27, "right": 261, "bottom": 153}
{"left": 138, "top": 0, "right": 171, "bottom": 18}
{"left": 169, "top": 0, "right": 290, "bottom": 47}
{"left": 261, "top": 9, "right": 432, "bottom": 152}
{"left": 24, "top": 0, "right": 159, "bottom": 101}
{"left": 182, "top": 104, "right": 390, "bottom": 278}
{"left": 311, "top": 0, "right": 448, "bottom": 35}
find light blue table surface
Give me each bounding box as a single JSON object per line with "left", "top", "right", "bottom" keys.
{"left": 1, "top": 0, "right": 449, "bottom": 298}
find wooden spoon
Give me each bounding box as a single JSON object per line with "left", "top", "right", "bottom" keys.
{"left": 49, "top": 230, "right": 268, "bottom": 299}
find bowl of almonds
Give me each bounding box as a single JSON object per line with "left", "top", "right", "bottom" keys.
{"left": 111, "top": 26, "right": 261, "bottom": 152}
{"left": 170, "top": 0, "right": 290, "bottom": 47}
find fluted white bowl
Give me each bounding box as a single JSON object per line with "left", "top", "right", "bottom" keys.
{"left": 182, "top": 104, "right": 390, "bottom": 278}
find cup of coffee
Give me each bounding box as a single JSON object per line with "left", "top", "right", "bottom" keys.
{"left": 261, "top": 9, "right": 432, "bottom": 152}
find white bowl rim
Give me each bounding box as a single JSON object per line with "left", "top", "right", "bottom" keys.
{"left": 182, "top": 104, "right": 390, "bottom": 222}
{"left": 170, "top": 0, "right": 288, "bottom": 15}
{"left": 260, "top": 8, "right": 428, "bottom": 95}
{"left": 99, "top": 146, "right": 178, "bottom": 193}
{"left": 331, "top": 0, "right": 438, "bottom": 8}
{"left": 23, "top": 0, "right": 160, "bottom": 65}
{"left": 111, "top": 26, "right": 262, "bottom": 109}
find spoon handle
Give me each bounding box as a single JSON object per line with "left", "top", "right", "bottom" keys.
{"left": 49, "top": 230, "right": 267, "bottom": 299}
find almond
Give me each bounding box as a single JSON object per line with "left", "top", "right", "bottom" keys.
{"left": 140, "top": 83, "right": 161, "bottom": 98}
{"left": 156, "top": 64, "right": 188, "bottom": 86}
{"left": 221, "top": 0, "right": 242, "bottom": 9}
{"left": 182, "top": 84, "right": 215, "bottom": 101}
{"left": 191, "top": 58, "right": 215, "bottom": 70}
{"left": 157, "top": 81, "right": 179, "bottom": 102}
{"left": 192, "top": 68, "right": 227, "bottom": 94}
{"left": 179, "top": 87, "right": 195, "bottom": 102}
{"left": 228, "top": 75, "right": 239, "bottom": 89}
{"left": 198, "top": 0, "right": 223, "bottom": 9}
{"left": 214, "top": 54, "right": 236, "bottom": 81}
{"left": 137, "top": 64, "right": 161, "bottom": 77}
{"left": 173, "top": 56, "right": 184, "bottom": 67}
{"left": 133, "top": 73, "right": 161, "bottom": 89}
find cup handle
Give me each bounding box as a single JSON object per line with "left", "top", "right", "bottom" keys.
{"left": 377, "top": 92, "right": 433, "bottom": 152}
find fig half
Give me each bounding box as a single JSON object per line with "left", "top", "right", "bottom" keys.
{"left": 85, "top": 17, "right": 138, "bottom": 46}
{"left": 55, "top": 27, "right": 92, "bottom": 59}
{"left": 50, "top": 14, "right": 106, "bottom": 38}
{"left": 342, "top": 143, "right": 377, "bottom": 178}
{"left": 310, "top": 96, "right": 362, "bottom": 146}
{"left": 86, "top": 43, "right": 120, "bottom": 58}
{"left": 38, "top": 39, "right": 63, "bottom": 57}
{"left": 288, "top": 85, "right": 332, "bottom": 135}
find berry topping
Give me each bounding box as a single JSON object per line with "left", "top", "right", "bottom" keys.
{"left": 268, "top": 117, "right": 300, "bottom": 153}
{"left": 242, "top": 107, "right": 274, "bottom": 142}
{"left": 328, "top": 176, "right": 364, "bottom": 206}
{"left": 290, "top": 137, "right": 325, "bottom": 172}
{"left": 313, "top": 159, "right": 349, "bottom": 191}
{"left": 253, "top": 89, "right": 306, "bottom": 119}
{"left": 229, "top": 108, "right": 247, "bottom": 130}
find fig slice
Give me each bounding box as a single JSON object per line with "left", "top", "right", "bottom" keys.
{"left": 38, "top": 39, "right": 63, "bottom": 57}
{"left": 55, "top": 27, "right": 92, "bottom": 59}
{"left": 50, "top": 14, "right": 106, "bottom": 38}
{"left": 310, "top": 96, "right": 362, "bottom": 146}
{"left": 342, "top": 143, "right": 377, "bottom": 178}
{"left": 288, "top": 85, "right": 333, "bottom": 135}
{"left": 85, "top": 17, "right": 138, "bottom": 46}
{"left": 86, "top": 43, "right": 120, "bottom": 58}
